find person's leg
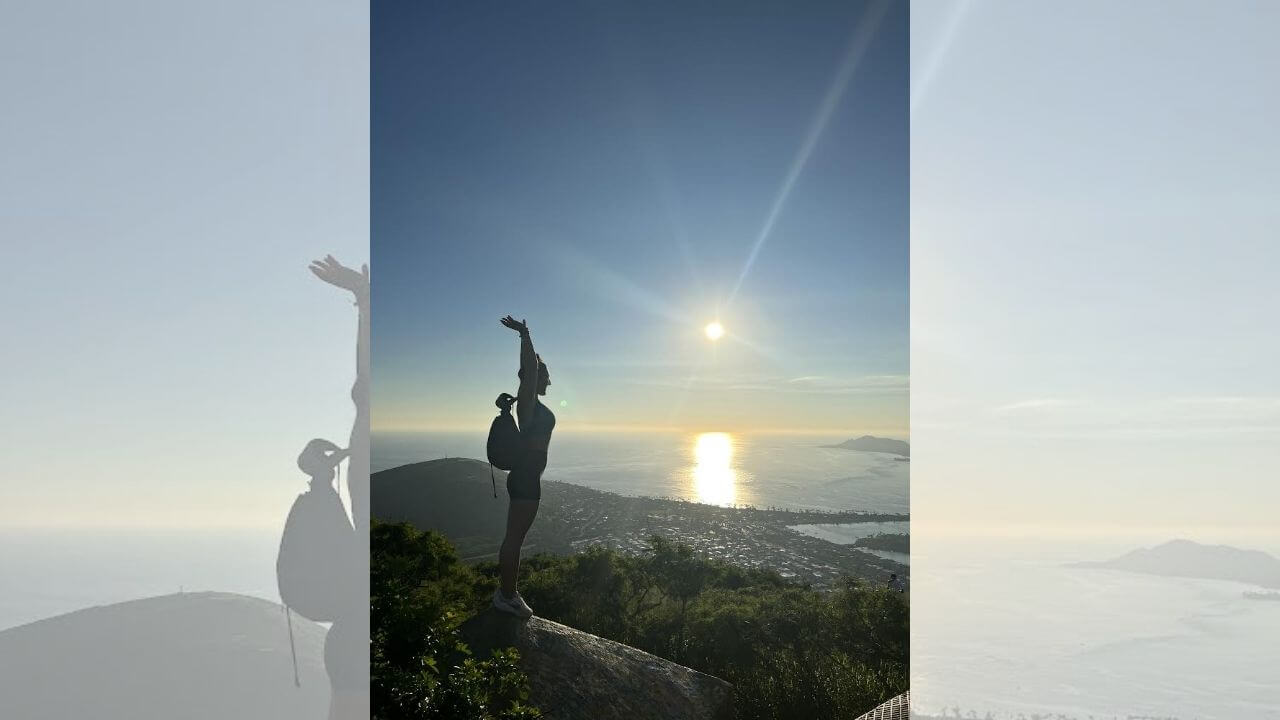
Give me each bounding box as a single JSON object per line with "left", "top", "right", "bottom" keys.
{"left": 325, "top": 616, "right": 369, "bottom": 720}
{"left": 499, "top": 498, "right": 540, "bottom": 596}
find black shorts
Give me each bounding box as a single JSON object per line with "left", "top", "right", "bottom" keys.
{"left": 324, "top": 616, "right": 369, "bottom": 691}
{"left": 506, "top": 451, "right": 546, "bottom": 501}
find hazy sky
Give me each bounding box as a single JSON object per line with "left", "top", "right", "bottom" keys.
{"left": 911, "top": 0, "right": 1280, "bottom": 535}
{"left": 373, "top": 0, "right": 909, "bottom": 436}
{"left": 1, "top": 1, "right": 367, "bottom": 528}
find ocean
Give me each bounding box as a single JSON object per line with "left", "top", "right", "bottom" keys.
{"left": 4, "top": 432, "right": 907, "bottom": 631}
{"left": 790, "top": 521, "right": 911, "bottom": 565}
{"left": 912, "top": 535, "right": 1280, "bottom": 720}
{"left": 373, "top": 430, "right": 910, "bottom": 515}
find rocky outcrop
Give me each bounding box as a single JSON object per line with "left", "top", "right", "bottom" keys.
{"left": 461, "top": 608, "right": 734, "bottom": 720}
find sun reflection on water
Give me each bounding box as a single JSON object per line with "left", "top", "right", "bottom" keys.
{"left": 691, "top": 432, "right": 738, "bottom": 507}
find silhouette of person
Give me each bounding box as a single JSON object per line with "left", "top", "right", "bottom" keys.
{"left": 888, "top": 573, "right": 906, "bottom": 593}
{"left": 492, "top": 315, "right": 555, "bottom": 618}
{"left": 306, "top": 255, "right": 370, "bottom": 720}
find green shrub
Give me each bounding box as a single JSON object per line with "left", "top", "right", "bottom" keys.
{"left": 371, "top": 521, "right": 540, "bottom": 720}
{"left": 475, "top": 534, "right": 908, "bottom": 719}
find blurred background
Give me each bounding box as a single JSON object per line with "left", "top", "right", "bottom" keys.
{"left": 0, "top": 1, "right": 366, "bottom": 718}
{"left": 911, "top": 1, "right": 1280, "bottom": 718}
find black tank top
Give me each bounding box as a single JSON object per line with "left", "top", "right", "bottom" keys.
{"left": 511, "top": 400, "right": 555, "bottom": 480}
{"left": 522, "top": 400, "right": 556, "bottom": 449}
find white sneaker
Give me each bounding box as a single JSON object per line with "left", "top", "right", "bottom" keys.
{"left": 492, "top": 588, "right": 534, "bottom": 618}
{"left": 509, "top": 591, "right": 534, "bottom": 617}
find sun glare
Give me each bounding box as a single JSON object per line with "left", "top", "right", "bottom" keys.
{"left": 692, "top": 432, "right": 737, "bottom": 507}
{"left": 704, "top": 321, "right": 725, "bottom": 341}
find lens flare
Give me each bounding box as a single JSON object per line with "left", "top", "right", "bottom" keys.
{"left": 725, "top": 0, "right": 891, "bottom": 309}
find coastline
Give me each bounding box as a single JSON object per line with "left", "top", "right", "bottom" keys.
{"left": 373, "top": 457, "right": 910, "bottom": 588}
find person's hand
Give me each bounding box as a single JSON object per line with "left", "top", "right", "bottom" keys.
{"left": 500, "top": 315, "right": 529, "bottom": 337}
{"left": 310, "top": 255, "right": 369, "bottom": 296}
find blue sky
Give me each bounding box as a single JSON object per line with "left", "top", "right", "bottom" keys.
{"left": 2, "top": 0, "right": 367, "bottom": 528}
{"left": 911, "top": 0, "right": 1280, "bottom": 534}
{"left": 374, "top": 0, "right": 908, "bottom": 435}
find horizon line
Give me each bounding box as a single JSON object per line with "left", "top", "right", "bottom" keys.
{"left": 372, "top": 423, "right": 910, "bottom": 439}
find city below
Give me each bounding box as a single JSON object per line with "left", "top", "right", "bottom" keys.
{"left": 371, "top": 457, "right": 909, "bottom": 589}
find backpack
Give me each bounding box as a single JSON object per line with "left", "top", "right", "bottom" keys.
{"left": 486, "top": 392, "right": 524, "bottom": 497}
{"left": 276, "top": 478, "right": 356, "bottom": 623}
{"left": 275, "top": 440, "right": 357, "bottom": 686}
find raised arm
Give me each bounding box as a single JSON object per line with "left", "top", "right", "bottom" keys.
{"left": 348, "top": 276, "right": 369, "bottom": 533}
{"left": 352, "top": 272, "right": 370, "bottom": 419}
{"left": 309, "top": 255, "right": 369, "bottom": 404}
{"left": 500, "top": 315, "right": 537, "bottom": 429}
{"left": 310, "top": 255, "right": 371, "bottom": 531}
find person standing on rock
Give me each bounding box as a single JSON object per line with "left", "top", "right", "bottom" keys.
{"left": 888, "top": 573, "right": 907, "bottom": 593}
{"left": 493, "top": 315, "right": 556, "bottom": 618}
{"left": 307, "top": 255, "right": 371, "bottom": 720}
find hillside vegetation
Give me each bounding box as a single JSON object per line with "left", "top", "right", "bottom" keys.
{"left": 372, "top": 520, "right": 908, "bottom": 720}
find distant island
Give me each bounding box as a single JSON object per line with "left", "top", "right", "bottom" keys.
{"left": 824, "top": 435, "right": 909, "bottom": 457}
{"left": 1071, "top": 539, "right": 1280, "bottom": 589}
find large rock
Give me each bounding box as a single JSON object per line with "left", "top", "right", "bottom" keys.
{"left": 461, "top": 609, "right": 734, "bottom": 720}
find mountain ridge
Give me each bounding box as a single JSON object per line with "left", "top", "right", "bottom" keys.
{"left": 0, "top": 591, "right": 329, "bottom": 719}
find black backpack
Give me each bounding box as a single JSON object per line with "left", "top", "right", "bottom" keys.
{"left": 275, "top": 439, "right": 356, "bottom": 686}
{"left": 486, "top": 393, "right": 524, "bottom": 496}
{"left": 276, "top": 479, "right": 356, "bottom": 622}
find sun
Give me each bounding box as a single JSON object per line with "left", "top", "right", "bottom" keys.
{"left": 704, "top": 321, "right": 725, "bottom": 341}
